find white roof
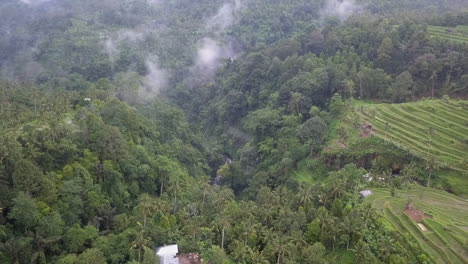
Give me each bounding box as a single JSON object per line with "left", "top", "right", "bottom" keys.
{"left": 360, "top": 190, "right": 372, "bottom": 197}
{"left": 157, "top": 245, "right": 178, "bottom": 256}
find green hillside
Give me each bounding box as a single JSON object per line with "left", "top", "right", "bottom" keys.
{"left": 428, "top": 25, "right": 468, "bottom": 44}
{"left": 366, "top": 186, "right": 468, "bottom": 264}
{"left": 349, "top": 100, "right": 468, "bottom": 172}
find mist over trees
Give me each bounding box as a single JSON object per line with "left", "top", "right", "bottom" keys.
{"left": 0, "top": 0, "right": 467, "bottom": 263}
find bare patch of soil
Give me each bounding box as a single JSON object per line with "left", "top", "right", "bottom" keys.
{"left": 361, "top": 123, "right": 373, "bottom": 137}
{"left": 405, "top": 203, "right": 433, "bottom": 223}
{"left": 179, "top": 253, "right": 202, "bottom": 264}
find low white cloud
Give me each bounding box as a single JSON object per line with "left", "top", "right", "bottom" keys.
{"left": 103, "top": 29, "right": 146, "bottom": 59}
{"left": 17, "top": 0, "right": 52, "bottom": 5}
{"left": 141, "top": 59, "right": 168, "bottom": 98}
{"left": 321, "top": 0, "right": 359, "bottom": 21}
{"left": 190, "top": 1, "right": 243, "bottom": 83}
{"left": 207, "top": 0, "right": 242, "bottom": 32}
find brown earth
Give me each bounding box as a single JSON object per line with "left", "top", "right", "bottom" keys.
{"left": 361, "top": 123, "right": 373, "bottom": 137}
{"left": 405, "top": 203, "right": 433, "bottom": 223}
{"left": 179, "top": 253, "right": 203, "bottom": 264}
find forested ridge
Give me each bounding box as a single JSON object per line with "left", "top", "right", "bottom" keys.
{"left": 0, "top": 0, "right": 467, "bottom": 263}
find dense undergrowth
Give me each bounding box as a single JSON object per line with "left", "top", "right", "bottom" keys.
{"left": 0, "top": 0, "right": 467, "bottom": 263}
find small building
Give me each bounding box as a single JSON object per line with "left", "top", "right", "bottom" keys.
{"left": 359, "top": 190, "right": 372, "bottom": 197}
{"left": 84, "top": 98, "right": 91, "bottom": 102}
{"left": 362, "top": 173, "right": 373, "bottom": 182}
{"left": 156, "top": 244, "right": 179, "bottom": 264}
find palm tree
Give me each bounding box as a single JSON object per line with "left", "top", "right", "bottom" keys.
{"left": 230, "top": 240, "right": 250, "bottom": 263}
{"left": 248, "top": 248, "right": 269, "bottom": 264}
{"left": 94, "top": 206, "right": 116, "bottom": 231}
{"left": 425, "top": 127, "right": 438, "bottom": 187}
{"left": 425, "top": 156, "right": 439, "bottom": 188}
{"left": 362, "top": 203, "right": 375, "bottom": 228}
{"left": 296, "top": 184, "right": 314, "bottom": 209}
{"left": 130, "top": 223, "right": 151, "bottom": 263}
{"left": 317, "top": 207, "right": 329, "bottom": 234}
{"left": 341, "top": 210, "right": 362, "bottom": 250}
{"left": 200, "top": 182, "right": 211, "bottom": 215}
{"left": 219, "top": 215, "right": 231, "bottom": 250}
{"left": 237, "top": 218, "right": 257, "bottom": 247}
{"left": 264, "top": 234, "right": 293, "bottom": 264}
{"left": 430, "top": 71, "right": 436, "bottom": 99}
{"left": 171, "top": 177, "right": 182, "bottom": 213}
{"left": 352, "top": 240, "right": 371, "bottom": 263}
{"left": 136, "top": 194, "right": 163, "bottom": 227}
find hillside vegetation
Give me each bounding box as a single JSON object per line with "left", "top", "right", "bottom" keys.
{"left": 349, "top": 100, "right": 468, "bottom": 172}
{"left": 428, "top": 25, "right": 468, "bottom": 44}
{"left": 1, "top": 0, "right": 468, "bottom": 263}
{"left": 366, "top": 186, "right": 468, "bottom": 264}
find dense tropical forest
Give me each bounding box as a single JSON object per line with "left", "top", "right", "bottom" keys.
{"left": 0, "top": 0, "right": 467, "bottom": 263}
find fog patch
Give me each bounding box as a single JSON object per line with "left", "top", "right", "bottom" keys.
{"left": 190, "top": 1, "right": 243, "bottom": 84}
{"left": 146, "top": 0, "right": 161, "bottom": 5}
{"left": 140, "top": 59, "right": 168, "bottom": 99}
{"left": 192, "top": 38, "right": 238, "bottom": 79}
{"left": 103, "top": 29, "right": 146, "bottom": 59}
{"left": 207, "top": 0, "right": 242, "bottom": 32}
{"left": 17, "top": 0, "right": 52, "bottom": 5}
{"left": 320, "top": 0, "right": 360, "bottom": 21}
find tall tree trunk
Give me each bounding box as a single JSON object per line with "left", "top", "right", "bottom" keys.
{"left": 432, "top": 72, "right": 435, "bottom": 99}
{"left": 160, "top": 179, "right": 163, "bottom": 196}
{"left": 138, "top": 247, "right": 141, "bottom": 263}
{"left": 427, "top": 170, "right": 432, "bottom": 188}
{"left": 201, "top": 189, "right": 206, "bottom": 214}
{"left": 359, "top": 76, "right": 363, "bottom": 99}
{"left": 221, "top": 227, "right": 225, "bottom": 249}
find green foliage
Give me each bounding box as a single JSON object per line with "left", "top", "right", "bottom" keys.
{"left": 203, "top": 246, "right": 232, "bottom": 264}
{"left": 428, "top": 25, "right": 468, "bottom": 44}
{"left": 8, "top": 192, "right": 40, "bottom": 232}
{"left": 306, "top": 219, "right": 321, "bottom": 243}
{"left": 65, "top": 225, "right": 99, "bottom": 253}
{"left": 12, "top": 159, "right": 44, "bottom": 195}
{"left": 349, "top": 100, "right": 468, "bottom": 173}
{"left": 366, "top": 186, "right": 468, "bottom": 263}
{"left": 0, "top": 1, "right": 466, "bottom": 263}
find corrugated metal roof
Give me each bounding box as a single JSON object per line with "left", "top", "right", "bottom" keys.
{"left": 157, "top": 245, "right": 179, "bottom": 264}
{"left": 157, "top": 244, "right": 178, "bottom": 256}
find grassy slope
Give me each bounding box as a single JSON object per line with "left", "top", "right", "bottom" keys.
{"left": 347, "top": 99, "right": 468, "bottom": 195}
{"left": 366, "top": 186, "right": 468, "bottom": 264}
{"left": 428, "top": 25, "right": 468, "bottom": 44}
{"left": 354, "top": 100, "right": 468, "bottom": 170}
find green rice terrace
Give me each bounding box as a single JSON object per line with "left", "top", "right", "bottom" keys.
{"left": 350, "top": 99, "right": 468, "bottom": 173}
{"left": 428, "top": 25, "right": 468, "bottom": 44}
{"left": 365, "top": 186, "right": 468, "bottom": 264}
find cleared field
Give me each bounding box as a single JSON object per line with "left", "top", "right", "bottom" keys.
{"left": 351, "top": 100, "right": 468, "bottom": 173}
{"left": 428, "top": 25, "right": 468, "bottom": 44}
{"left": 366, "top": 186, "right": 468, "bottom": 264}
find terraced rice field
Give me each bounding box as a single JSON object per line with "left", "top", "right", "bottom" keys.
{"left": 428, "top": 25, "right": 468, "bottom": 44}
{"left": 366, "top": 186, "right": 468, "bottom": 264}
{"left": 353, "top": 100, "right": 468, "bottom": 172}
